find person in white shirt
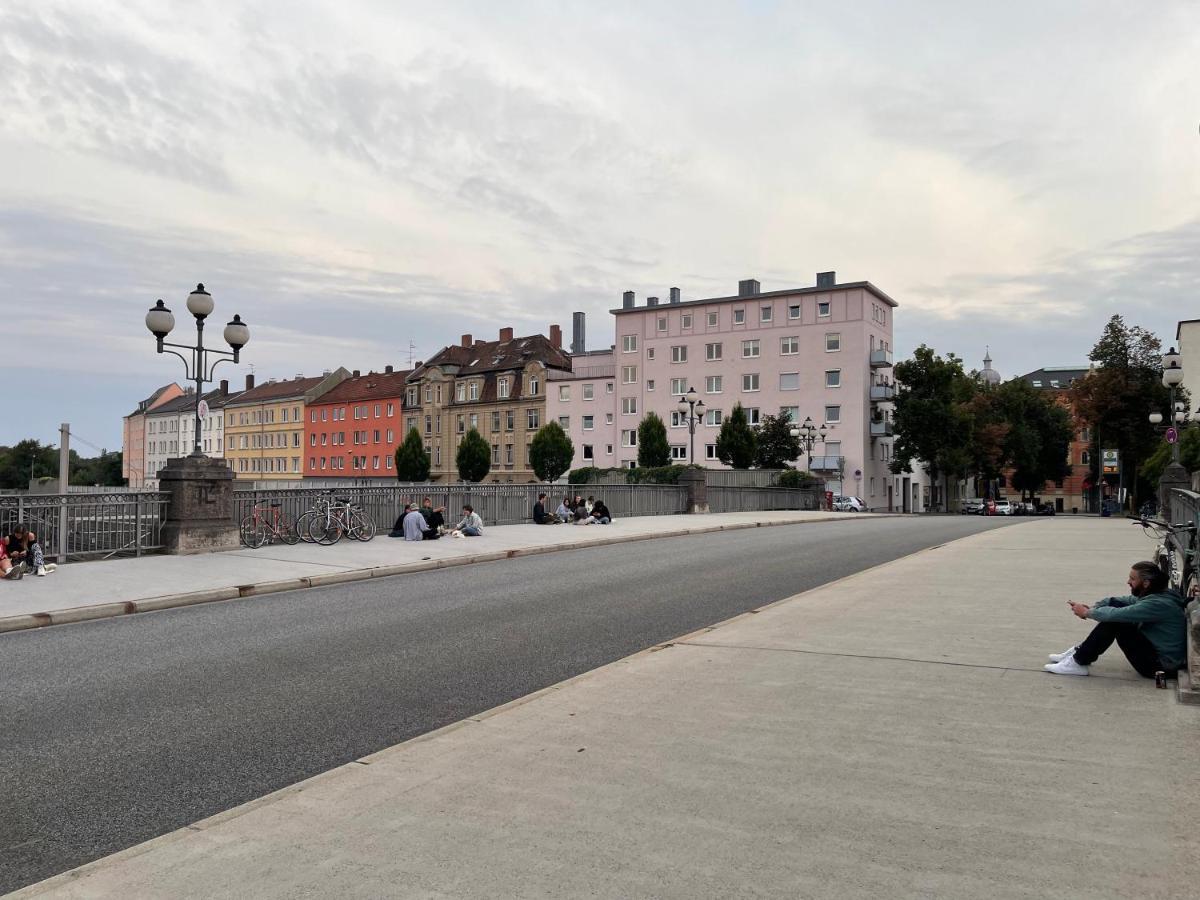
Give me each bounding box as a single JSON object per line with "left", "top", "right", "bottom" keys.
{"left": 454, "top": 505, "right": 484, "bottom": 536}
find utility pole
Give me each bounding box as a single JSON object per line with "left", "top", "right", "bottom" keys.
{"left": 58, "top": 423, "right": 69, "bottom": 565}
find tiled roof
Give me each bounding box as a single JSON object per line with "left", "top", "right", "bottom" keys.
{"left": 1020, "top": 367, "right": 1089, "bottom": 389}
{"left": 147, "top": 388, "right": 242, "bottom": 415}
{"left": 126, "top": 383, "right": 179, "bottom": 417}
{"left": 312, "top": 370, "right": 412, "bottom": 404}
{"left": 226, "top": 375, "right": 327, "bottom": 405}
{"left": 417, "top": 334, "right": 571, "bottom": 378}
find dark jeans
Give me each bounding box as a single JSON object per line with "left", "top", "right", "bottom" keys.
{"left": 1072, "top": 621, "right": 1164, "bottom": 678}
{"left": 422, "top": 511, "right": 444, "bottom": 539}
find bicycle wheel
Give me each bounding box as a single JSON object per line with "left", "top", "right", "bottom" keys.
{"left": 295, "top": 511, "right": 319, "bottom": 543}
{"left": 240, "top": 516, "right": 267, "bottom": 549}
{"left": 312, "top": 513, "right": 343, "bottom": 545}
{"left": 278, "top": 516, "right": 301, "bottom": 545}
{"left": 350, "top": 510, "right": 376, "bottom": 542}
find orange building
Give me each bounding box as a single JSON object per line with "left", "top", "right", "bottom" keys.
{"left": 304, "top": 367, "right": 411, "bottom": 478}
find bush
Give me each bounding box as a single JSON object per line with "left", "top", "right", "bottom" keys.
{"left": 777, "top": 469, "right": 820, "bottom": 489}
{"left": 568, "top": 464, "right": 700, "bottom": 485}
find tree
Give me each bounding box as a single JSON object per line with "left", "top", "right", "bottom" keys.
{"left": 455, "top": 427, "right": 491, "bottom": 482}
{"left": 716, "top": 403, "right": 757, "bottom": 469}
{"left": 636, "top": 412, "right": 671, "bottom": 468}
{"left": 71, "top": 450, "right": 124, "bottom": 486}
{"left": 0, "top": 440, "right": 58, "bottom": 489}
{"left": 530, "top": 422, "right": 574, "bottom": 482}
{"left": 1142, "top": 424, "right": 1200, "bottom": 485}
{"left": 989, "top": 379, "right": 1073, "bottom": 500}
{"left": 755, "top": 414, "right": 801, "bottom": 469}
{"left": 394, "top": 427, "right": 431, "bottom": 481}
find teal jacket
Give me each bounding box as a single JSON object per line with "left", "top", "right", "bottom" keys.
{"left": 1088, "top": 590, "right": 1188, "bottom": 669}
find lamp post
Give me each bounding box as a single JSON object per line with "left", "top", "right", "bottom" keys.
{"left": 146, "top": 284, "right": 250, "bottom": 457}
{"left": 1159, "top": 347, "right": 1184, "bottom": 464}
{"left": 789, "top": 415, "right": 827, "bottom": 469}
{"left": 676, "top": 388, "right": 705, "bottom": 465}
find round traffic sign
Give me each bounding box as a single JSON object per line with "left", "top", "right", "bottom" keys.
{"left": 1166, "top": 426, "right": 1178, "bottom": 444}
{"left": 198, "top": 399, "right": 210, "bottom": 419}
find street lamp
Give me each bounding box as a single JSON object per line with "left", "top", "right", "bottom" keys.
{"left": 676, "top": 387, "right": 705, "bottom": 465}
{"left": 789, "top": 415, "right": 827, "bottom": 469}
{"left": 1160, "top": 346, "right": 1184, "bottom": 464}
{"left": 146, "top": 284, "right": 250, "bottom": 457}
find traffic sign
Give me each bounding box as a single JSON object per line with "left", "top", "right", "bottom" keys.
{"left": 197, "top": 399, "right": 210, "bottom": 419}
{"left": 1166, "top": 427, "right": 1178, "bottom": 444}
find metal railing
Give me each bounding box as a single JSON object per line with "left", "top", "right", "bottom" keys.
{"left": 707, "top": 486, "right": 824, "bottom": 513}
{"left": 0, "top": 492, "right": 170, "bottom": 562}
{"left": 809, "top": 455, "right": 844, "bottom": 471}
{"left": 706, "top": 469, "right": 787, "bottom": 487}
{"left": 869, "top": 348, "right": 893, "bottom": 367}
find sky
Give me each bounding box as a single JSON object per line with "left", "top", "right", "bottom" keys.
{"left": 1, "top": 1, "right": 1198, "bottom": 454}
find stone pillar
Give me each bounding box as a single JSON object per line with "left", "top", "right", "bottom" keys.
{"left": 680, "top": 467, "right": 709, "bottom": 514}
{"left": 1159, "top": 463, "right": 1190, "bottom": 524}
{"left": 1179, "top": 598, "right": 1200, "bottom": 705}
{"left": 157, "top": 455, "right": 240, "bottom": 554}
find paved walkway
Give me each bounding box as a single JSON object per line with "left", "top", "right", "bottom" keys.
{"left": 0, "top": 510, "right": 864, "bottom": 631}
{"left": 12, "top": 516, "right": 1197, "bottom": 899}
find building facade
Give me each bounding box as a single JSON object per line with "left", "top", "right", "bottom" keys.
{"left": 304, "top": 367, "right": 411, "bottom": 478}
{"left": 404, "top": 327, "right": 571, "bottom": 482}
{"left": 1016, "top": 366, "right": 1091, "bottom": 512}
{"left": 224, "top": 370, "right": 350, "bottom": 480}
{"left": 142, "top": 382, "right": 240, "bottom": 487}
{"left": 546, "top": 349, "right": 618, "bottom": 469}
{"left": 122, "top": 383, "right": 183, "bottom": 488}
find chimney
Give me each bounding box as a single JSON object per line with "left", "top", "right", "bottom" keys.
{"left": 499, "top": 326, "right": 514, "bottom": 342}
{"left": 669, "top": 287, "right": 681, "bottom": 304}
{"left": 738, "top": 279, "right": 761, "bottom": 297}
{"left": 549, "top": 324, "right": 562, "bottom": 349}
{"left": 385, "top": 365, "right": 393, "bottom": 374}
{"left": 647, "top": 296, "right": 659, "bottom": 307}
{"left": 245, "top": 374, "right": 255, "bottom": 391}
{"left": 461, "top": 333, "right": 472, "bottom": 348}
{"left": 353, "top": 369, "right": 361, "bottom": 378}
{"left": 622, "top": 290, "right": 635, "bottom": 309}
{"left": 571, "top": 311, "right": 585, "bottom": 354}
{"left": 816, "top": 271, "right": 836, "bottom": 288}
{"left": 219, "top": 379, "right": 229, "bottom": 395}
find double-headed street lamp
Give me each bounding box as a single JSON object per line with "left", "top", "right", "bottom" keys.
{"left": 676, "top": 388, "right": 706, "bottom": 465}
{"left": 789, "top": 416, "right": 827, "bottom": 469}
{"left": 145, "top": 284, "right": 250, "bottom": 457}
{"left": 1150, "top": 347, "right": 1186, "bottom": 464}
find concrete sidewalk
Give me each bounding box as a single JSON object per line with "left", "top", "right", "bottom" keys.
{"left": 0, "top": 510, "right": 865, "bottom": 633}
{"left": 13, "top": 516, "right": 1198, "bottom": 899}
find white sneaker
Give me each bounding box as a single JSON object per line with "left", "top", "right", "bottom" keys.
{"left": 36, "top": 565, "right": 47, "bottom": 577}
{"left": 1044, "top": 657, "right": 1089, "bottom": 676}
{"left": 1048, "top": 646, "right": 1078, "bottom": 663}
{"left": 44, "top": 563, "right": 57, "bottom": 573}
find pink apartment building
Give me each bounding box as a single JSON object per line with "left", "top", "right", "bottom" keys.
{"left": 548, "top": 273, "right": 903, "bottom": 510}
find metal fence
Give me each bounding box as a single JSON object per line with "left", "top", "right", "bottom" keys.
{"left": 705, "top": 469, "right": 789, "bottom": 488}
{"left": 233, "top": 483, "right": 689, "bottom": 529}
{"left": 707, "top": 486, "right": 824, "bottom": 513}
{"left": 0, "top": 492, "right": 170, "bottom": 562}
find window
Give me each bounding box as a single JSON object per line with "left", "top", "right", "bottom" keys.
{"left": 670, "top": 445, "right": 687, "bottom": 460}
{"left": 825, "top": 370, "right": 841, "bottom": 387}
{"left": 670, "top": 377, "right": 687, "bottom": 395}
{"left": 499, "top": 378, "right": 510, "bottom": 399}
{"left": 581, "top": 444, "right": 594, "bottom": 461}
{"left": 583, "top": 383, "right": 594, "bottom": 400}
{"left": 492, "top": 444, "right": 500, "bottom": 465}
{"left": 780, "top": 336, "right": 799, "bottom": 355}
{"left": 506, "top": 410, "right": 515, "bottom": 430}
{"left": 818, "top": 301, "right": 831, "bottom": 317}
{"left": 622, "top": 429, "right": 637, "bottom": 447}
{"left": 788, "top": 304, "right": 800, "bottom": 319}
{"left": 747, "top": 407, "right": 760, "bottom": 425}
{"left": 825, "top": 405, "right": 841, "bottom": 423}
{"left": 386, "top": 455, "right": 392, "bottom": 469}
{"left": 647, "top": 379, "right": 655, "bottom": 391}
{"left": 707, "top": 311, "right": 718, "bottom": 327}
{"left": 1081, "top": 450, "right": 1090, "bottom": 465}
{"left": 681, "top": 314, "right": 692, "bottom": 329}
{"left": 505, "top": 444, "right": 513, "bottom": 464}
{"left": 779, "top": 373, "right": 800, "bottom": 391}
{"left": 558, "top": 416, "right": 570, "bottom": 429}
{"left": 559, "top": 385, "right": 570, "bottom": 401}
{"left": 436, "top": 385, "right": 442, "bottom": 404}
{"left": 457, "top": 415, "right": 465, "bottom": 434}
{"left": 373, "top": 456, "right": 380, "bottom": 470}
{"left": 826, "top": 333, "right": 841, "bottom": 352}
{"left": 705, "top": 342, "right": 722, "bottom": 361}
{"left": 387, "top": 403, "right": 394, "bottom": 416}
{"left": 310, "top": 410, "right": 317, "bottom": 423}
{"left": 470, "top": 413, "right": 478, "bottom": 430}
{"left": 671, "top": 345, "right": 687, "bottom": 363}
{"left": 375, "top": 404, "right": 381, "bottom": 418}
{"left": 742, "top": 339, "right": 760, "bottom": 358}
{"left": 779, "top": 406, "right": 798, "bottom": 422}
{"left": 657, "top": 317, "right": 667, "bottom": 332}
{"left": 583, "top": 415, "right": 594, "bottom": 430}
{"left": 387, "top": 429, "right": 394, "bottom": 442}
{"left": 742, "top": 374, "right": 760, "bottom": 392}
{"left": 670, "top": 411, "right": 685, "bottom": 427}
{"left": 469, "top": 382, "right": 479, "bottom": 401}
{"left": 733, "top": 308, "right": 745, "bottom": 325}
{"left": 529, "top": 376, "right": 539, "bottom": 396}
{"left": 373, "top": 429, "right": 381, "bottom": 443}
{"left": 527, "top": 409, "right": 540, "bottom": 429}
{"left": 492, "top": 411, "right": 501, "bottom": 432}
{"left": 606, "top": 383, "right": 614, "bottom": 394}
{"left": 606, "top": 445, "right": 614, "bottom": 455}
{"left": 622, "top": 366, "right": 638, "bottom": 384}
{"left": 761, "top": 305, "right": 772, "bottom": 322}
{"left": 622, "top": 335, "right": 638, "bottom": 353}
{"left": 705, "top": 375, "right": 722, "bottom": 393}
{"left": 705, "top": 409, "right": 723, "bottom": 426}
{"left": 605, "top": 412, "right": 614, "bottom": 425}
{"left": 646, "top": 347, "right": 655, "bottom": 361}
{"left": 310, "top": 433, "right": 317, "bottom": 447}
{"left": 622, "top": 397, "right": 638, "bottom": 415}
{"left": 456, "top": 383, "right": 466, "bottom": 402}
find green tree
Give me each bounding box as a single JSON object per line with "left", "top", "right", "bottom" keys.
{"left": 636, "top": 412, "right": 671, "bottom": 468}
{"left": 70, "top": 450, "right": 124, "bottom": 486}
{"left": 394, "top": 427, "right": 431, "bottom": 481}
{"left": 455, "top": 427, "right": 491, "bottom": 482}
{"left": 0, "top": 440, "right": 58, "bottom": 490}
{"left": 755, "top": 414, "right": 801, "bottom": 469}
{"left": 1142, "top": 425, "right": 1200, "bottom": 484}
{"left": 716, "top": 403, "right": 757, "bottom": 469}
{"left": 530, "top": 422, "right": 574, "bottom": 482}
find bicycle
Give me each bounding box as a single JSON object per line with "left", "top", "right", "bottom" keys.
{"left": 1134, "top": 517, "right": 1197, "bottom": 594}
{"left": 306, "top": 496, "right": 376, "bottom": 545}
{"left": 240, "top": 503, "right": 300, "bottom": 549}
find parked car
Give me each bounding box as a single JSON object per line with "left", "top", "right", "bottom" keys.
{"left": 993, "top": 500, "right": 1013, "bottom": 516}
{"left": 833, "top": 496, "right": 866, "bottom": 512}
{"left": 960, "top": 498, "right": 984, "bottom": 515}
{"left": 1014, "top": 502, "right": 1037, "bottom": 516}
{"left": 1037, "top": 503, "right": 1056, "bottom": 516}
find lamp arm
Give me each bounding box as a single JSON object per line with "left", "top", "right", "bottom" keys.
{"left": 159, "top": 347, "right": 195, "bottom": 379}
{"left": 204, "top": 353, "right": 238, "bottom": 381}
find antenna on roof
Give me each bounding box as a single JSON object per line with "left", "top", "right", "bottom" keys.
{"left": 407, "top": 340, "right": 416, "bottom": 368}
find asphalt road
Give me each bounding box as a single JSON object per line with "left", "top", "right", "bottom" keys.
{"left": 1, "top": 515, "right": 1019, "bottom": 893}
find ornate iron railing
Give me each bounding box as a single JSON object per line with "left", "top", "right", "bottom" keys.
{"left": 0, "top": 492, "right": 170, "bottom": 562}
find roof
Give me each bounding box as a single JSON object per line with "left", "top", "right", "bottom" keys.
{"left": 1177, "top": 319, "right": 1200, "bottom": 341}
{"left": 412, "top": 333, "right": 572, "bottom": 379}
{"left": 147, "top": 388, "right": 242, "bottom": 416}
{"left": 1020, "top": 367, "right": 1090, "bottom": 389}
{"left": 125, "top": 383, "right": 180, "bottom": 418}
{"left": 226, "top": 375, "right": 327, "bottom": 405}
{"left": 310, "top": 369, "right": 413, "bottom": 405}
{"left": 610, "top": 280, "right": 898, "bottom": 315}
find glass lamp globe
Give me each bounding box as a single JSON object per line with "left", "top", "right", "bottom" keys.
{"left": 145, "top": 300, "right": 175, "bottom": 338}
{"left": 186, "top": 283, "right": 214, "bottom": 318}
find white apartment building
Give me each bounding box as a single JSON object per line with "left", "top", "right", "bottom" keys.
{"left": 142, "top": 382, "right": 237, "bottom": 487}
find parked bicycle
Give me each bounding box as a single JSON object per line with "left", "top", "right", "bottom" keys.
{"left": 1135, "top": 516, "right": 1197, "bottom": 594}
{"left": 240, "top": 503, "right": 300, "bottom": 549}
{"left": 304, "top": 496, "right": 376, "bottom": 545}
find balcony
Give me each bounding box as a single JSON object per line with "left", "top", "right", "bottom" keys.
{"left": 870, "top": 419, "right": 894, "bottom": 437}
{"left": 870, "top": 383, "right": 895, "bottom": 402}
{"left": 809, "top": 455, "right": 844, "bottom": 472}
{"left": 869, "top": 348, "right": 893, "bottom": 368}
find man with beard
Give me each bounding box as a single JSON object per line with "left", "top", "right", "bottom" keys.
{"left": 1044, "top": 560, "right": 1187, "bottom": 677}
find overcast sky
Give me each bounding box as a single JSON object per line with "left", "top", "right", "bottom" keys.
{"left": 2, "top": 1, "right": 1198, "bottom": 454}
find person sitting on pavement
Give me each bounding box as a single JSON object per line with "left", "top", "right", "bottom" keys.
{"left": 572, "top": 503, "right": 594, "bottom": 525}
{"left": 0, "top": 537, "right": 23, "bottom": 580}
{"left": 6, "top": 524, "right": 54, "bottom": 576}
{"left": 419, "top": 497, "right": 446, "bottom": 540}
{"left": 555, "top": 496, "right": 573, "bottom": 522}
{"left": 388, "top": 504, "right": 414, "bottom": 538}
{"left": 452, "top": 505, "right": 484, "bottom": 537}
{"left": 590, "top": 499, "right": 611, "bottom": 525}
{"left": 533, "top": 493, "right": 557, "bottom": 524}
{"left": 1044, "top": 560, "right": 1187, "bottom": 678}
{"left": 585, "top": 495, "right": 595, "bottom": 514}
{"left": 403, "top": 505, "right": 431, "bottom": 541}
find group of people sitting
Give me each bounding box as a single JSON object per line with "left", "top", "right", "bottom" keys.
{"left": 388, "top": 497, "right": 484, "bottom": 541}
{"left": 0, "top": 524, "right": 57, "bottom": 579}
{"left": 533, "top": 493, "right": 612, "bottom": 526}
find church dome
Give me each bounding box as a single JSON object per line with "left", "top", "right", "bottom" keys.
{"left": 980, "top": 348, "right": 1001, "bottom": 385}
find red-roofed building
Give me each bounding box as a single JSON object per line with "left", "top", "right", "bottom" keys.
{"left": 304, "top": 367, "right": 412, "bottom": 478}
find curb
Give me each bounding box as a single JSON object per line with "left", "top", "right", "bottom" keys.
{"left": 0, "top": 513, "right": 879, "bottom": 635}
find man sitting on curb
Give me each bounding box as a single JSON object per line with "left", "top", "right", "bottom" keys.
{"left": 1045, "top": 560, "right": 1187, "bottom": 677}
{"left": 452, "top": 505, "right": 484, "bottom": 537}
{"left": 388, "top": 504, "right": 413, "bottom": 538}
{"left": 419, "top": 497, "right": 446, "bottom": 539}
{"left": 403, "top": 505, "right": 430, "bottom": 541}
{"left": 533, "top": 493, "right": 558, "bottom": 524}
{"left": 591, "top": 498, "right": 612, "bottom": 525}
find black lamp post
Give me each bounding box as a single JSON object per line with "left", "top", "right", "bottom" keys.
{"left": 789, "top": 416, "right": 827, "bottom": 469}
{"left": 145, "top": 284, "right": 250, "bottom": 457}
{"left": 675, "top": 387, "right": 706, "bottom": 464}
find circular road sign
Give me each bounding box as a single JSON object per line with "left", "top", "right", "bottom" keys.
{"left": 1166, "top": 426, "right": 1178, "bottom": 444}
{"left": 198, "top": 399, "right": 210, "bottom": 419}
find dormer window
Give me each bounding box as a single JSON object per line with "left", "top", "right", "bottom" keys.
{"left": 499, "top": 378, "right": 510, "bottom": 399}
{"left": 469, "top": 381, "right": 479, "bottom": 400}
{"left": 529, "top": 375, "right": 540, "bottom": 396}
{"left": 456, "top": 383, "right": 466, "bottom": 402}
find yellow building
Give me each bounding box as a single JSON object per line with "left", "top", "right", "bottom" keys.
{"left": 224, "top": 370, "right": 349, "bottom": 480}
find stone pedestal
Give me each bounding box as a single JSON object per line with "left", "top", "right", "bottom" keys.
{"left": 1159, "top": 463, "right": 1190, "bottom": 524}
{"left": 157, "top": 455, "right": 240, "bottom": 554}
{"left": 680, "top": 467, "right": 709, "bottom": 514}
{"left": 1178, "top": 599, "right": 1200, "bottom": 705}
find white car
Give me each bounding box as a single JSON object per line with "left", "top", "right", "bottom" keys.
{"left": 833, "top": 496, "right": 866, "bottom": 512}
{"left": 993, "top": 500, "right": 1013, "bottom": 516}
